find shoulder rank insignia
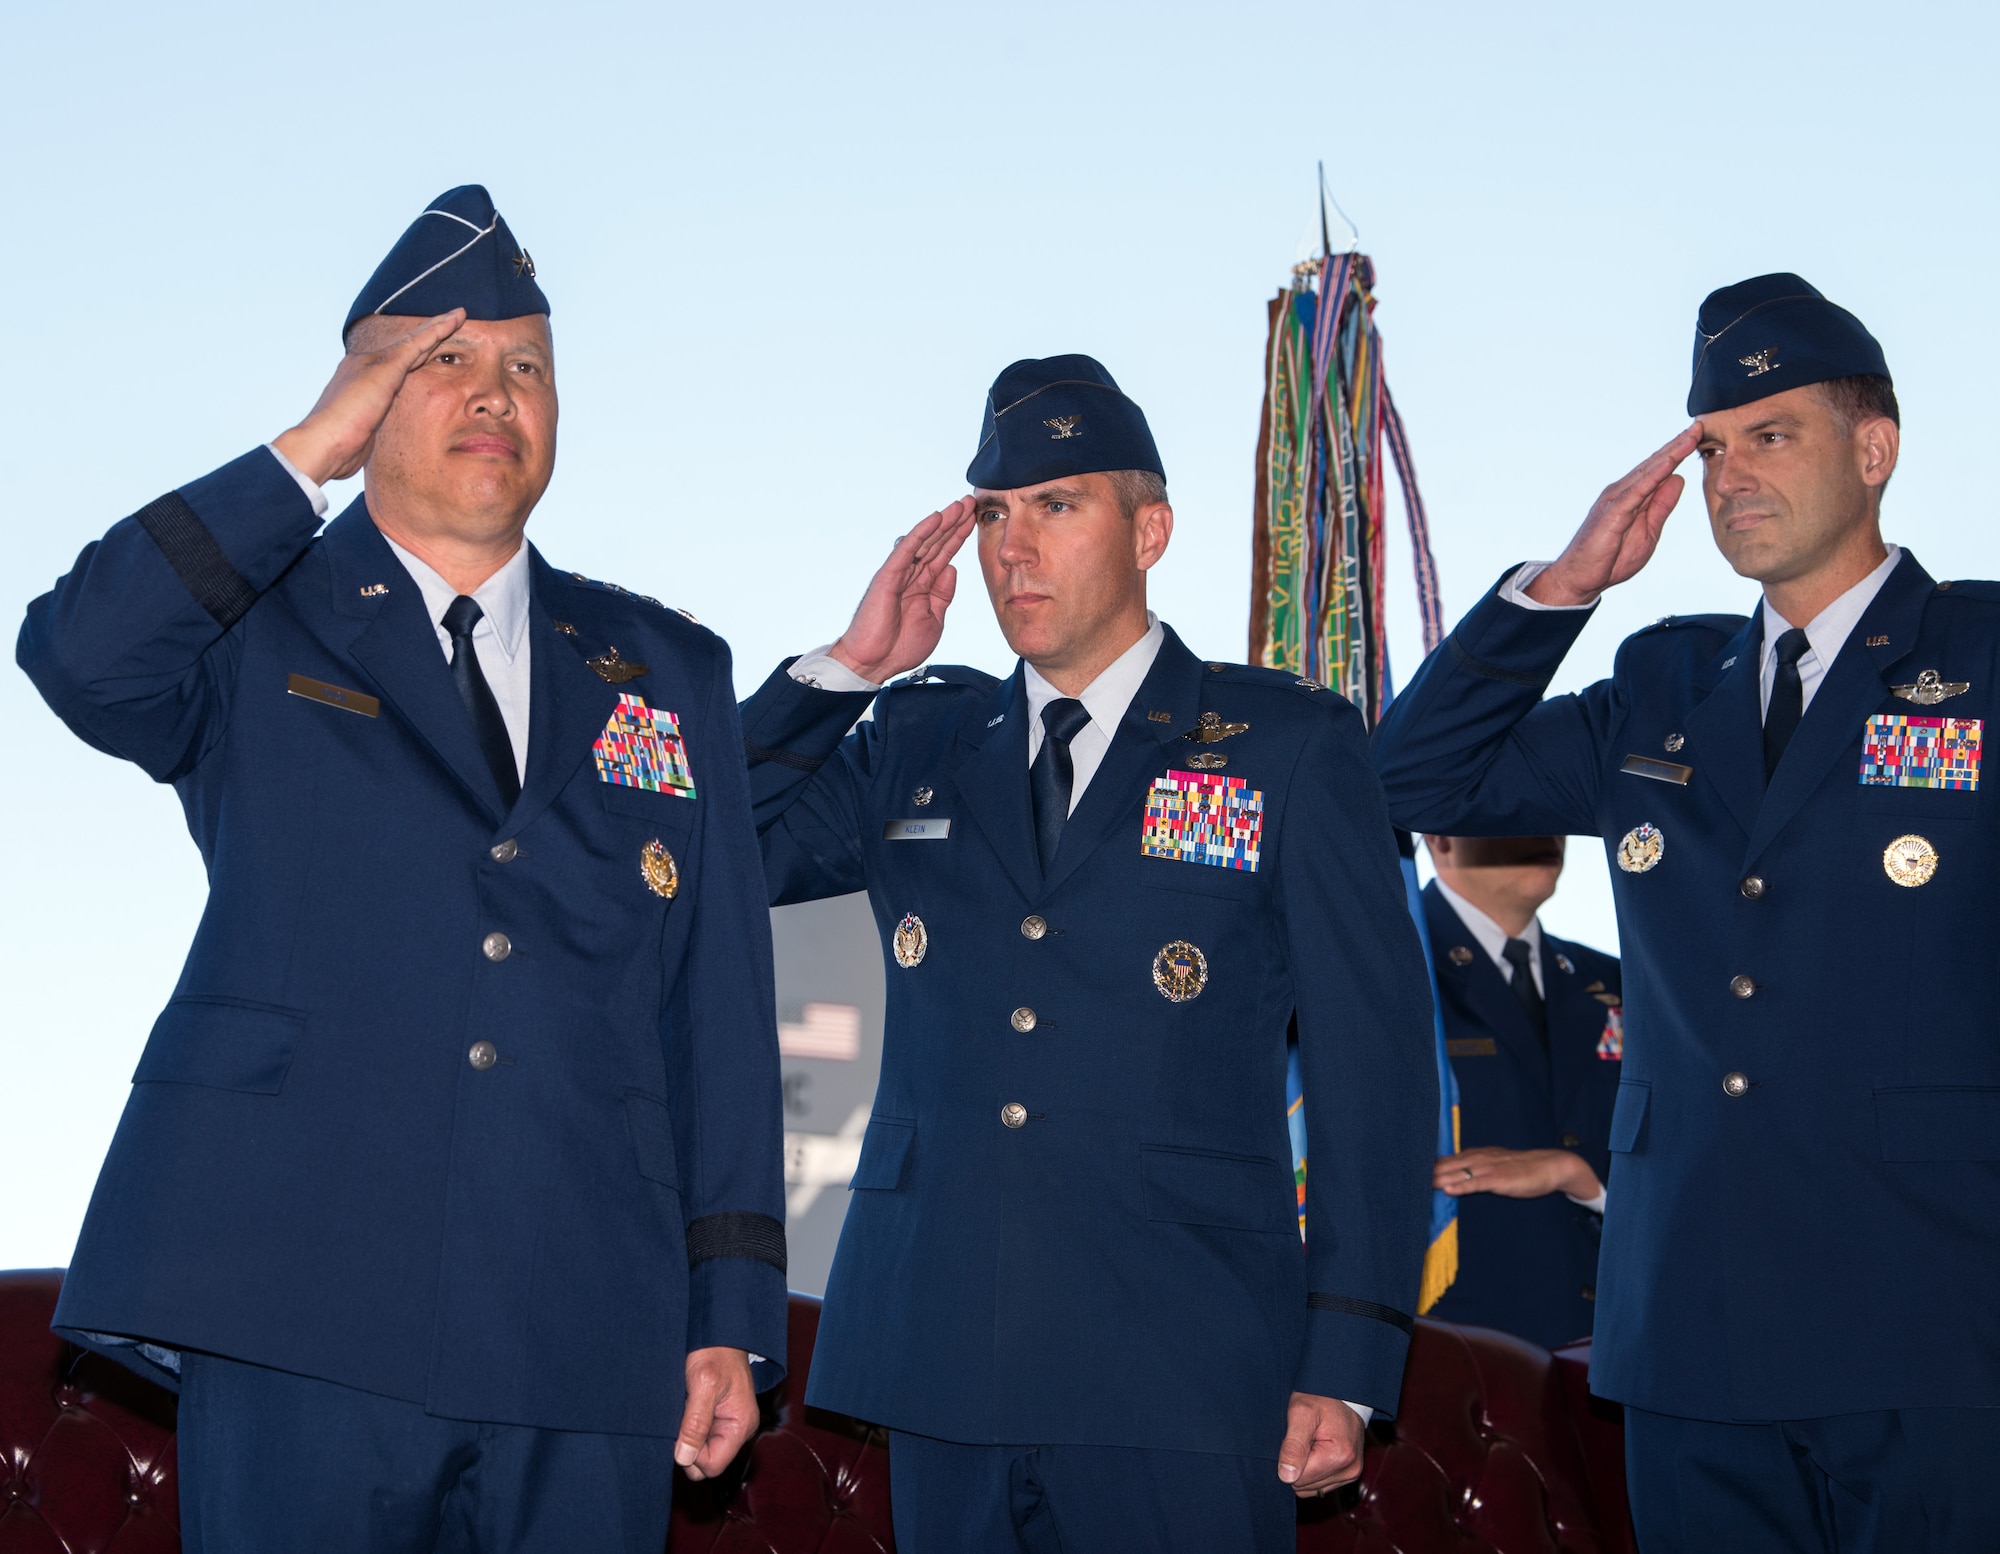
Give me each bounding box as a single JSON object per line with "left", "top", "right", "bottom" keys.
{"left": 587, "top": 644, "right": 649, "bottom": 684}
{"left": 1181, "top": 710, "right": 1249, "bottom": 743}
{"left": 1890, "top": 669, "right": 1970, "bottom": 706}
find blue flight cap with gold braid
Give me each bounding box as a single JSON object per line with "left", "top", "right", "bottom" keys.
{"left": 966, "top": 354, "right": 1165, "bottom": 491}
{"left": 342, "top": 185, "right": 550, "bottom": 340}
{"left": 1688, "top": 272, "right": 1889, "bottom": 416}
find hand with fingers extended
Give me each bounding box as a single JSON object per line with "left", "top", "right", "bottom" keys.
{"left": 270, "top": 309, "right": 468, "bottom": 487}
{"left": 1277, "top": 1392, "right": 1367, "bottom": 1498}
{"left": 1524, "top": 424, "right": 1703, "bottom": 607}
{"left": 828, "top": 498, "right": 979, "bottom": 684}
{"left": 1435, "top": 1145, "right": 1603, "bottom": 1202}
{"left": 674, "top": 1346, "right": 759, "bottom": 1482}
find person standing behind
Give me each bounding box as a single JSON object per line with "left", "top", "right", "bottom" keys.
{"left": 738, "top": 355, "right": 1438, "bottom": 1552}
{"left": 1372, "top": 273, "right": 2000, "bottom": 1552}
{"left": 1422, "top": 834, "right": 1623, "bottom": 1351}
{"left": 16, "top": 186, "right": 787, "bottom": 1553}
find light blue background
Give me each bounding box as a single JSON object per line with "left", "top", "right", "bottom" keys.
{"left": 5, "top": 0, "right": 1994, "bottom": 1266}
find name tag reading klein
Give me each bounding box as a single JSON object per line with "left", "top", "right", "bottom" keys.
{"left": 883, "top": 818, "right": 951, "bottom": 841}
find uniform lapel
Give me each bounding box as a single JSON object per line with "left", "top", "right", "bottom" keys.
{"left": 326, "top": 501, "right": 508, "bottom": 824}
{"left": 503, "top": 555, "right": 624, "bottom": 838}
{"left": 1679, "top": 615, "right": 1764, "bottom": 843}
{"left": 946, "top": 670, "right": 1043, "bottom": 903}
{"left": 1425, "top": 884, "right": 1549, "bottom": 1075}
{"left": 1744, "top": 553, "right": 1929, "bottom": 866}
{"left": 1542, "top": 937, "right": 1599, "bottom": 1122}
{"left": 1040, "top": 628, "right": 1203, "bottom": 898}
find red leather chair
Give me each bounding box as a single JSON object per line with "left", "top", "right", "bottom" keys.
{"left": 0, "top": 1270, "right": 1632, "bottom": 1553}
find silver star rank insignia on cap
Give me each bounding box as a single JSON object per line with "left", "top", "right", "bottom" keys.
{"left": 513, "top": 249, "right": 536, "bottom": 278}
{"left": 1043, "top": 415, "right": 1082, "bottom": 440}
{"left": 1738, "top": 347, "right": 1779, "bottom": 377}
{"left": 1890, "top": 669, "right": 1970, "bottom": 706}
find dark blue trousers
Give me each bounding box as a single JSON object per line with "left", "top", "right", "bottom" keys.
{"left": 1625, "top": 1404, "right": 2000, "bottom": 1554}
{"left": 177, "top": 1351, "right": 678, "bottom": 1554}
{"left": 888, "top": 1430, "right": 1295, "bottom": 1554}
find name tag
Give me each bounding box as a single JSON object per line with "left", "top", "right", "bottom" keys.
{"left": 1620, "top": 754, "right": 1693, "bottom": 786}
{"left": 883, "top": 818, "right": 951, "bottom": 841}
{"left": 287, "top": 673, "right": 379, "bottom": 718}
{"left": 1447, "top": 1038, "right": 1497, "bottom": 1057}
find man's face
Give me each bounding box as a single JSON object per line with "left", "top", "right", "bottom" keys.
{"left": 1696, "top": 383, "right": 1893, "bottom": 587}
{"left": 974, "top": 473, "right": 1169, "bottom": 670}
{"left": 362, "top": 313, "right": 557, "bottom": 540}
{"left": 1430, "top": 835, "right": 1566, "bottom": 913}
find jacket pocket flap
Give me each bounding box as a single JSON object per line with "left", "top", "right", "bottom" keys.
{"left": 850, "top": 1117, "right": 915, "bottom": 1190}
{"left": 602, "top": 785, "right": 697, "bottom": 828}
{"left": 625, "top": 1093, "right": 680, "bottom": 1188}
{"left": 134, "top": 997, "right": 304, "bottom": 1094}
{"left": 1141, "top": 1146, "right": 1295, "bottom": 1234}
{"left": 1608, "top": 1080, "right": 1652, "bottom": 1154}
{"left": 1876, "top": 1086, "right": 2000, "bottom": 1162}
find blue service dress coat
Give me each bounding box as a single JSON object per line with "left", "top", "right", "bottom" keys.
{"left": 16, "top": 448, "right": 788, "bottom": 1436}
{"left": 1420, "top": 883, "right": 1621, "bottom": 1351}
{"left": 1372, "top": 552, "right": 2000, "bottom": 1422}
{"left": 738, "top": 627, "right": 1439, "bottom": 1455}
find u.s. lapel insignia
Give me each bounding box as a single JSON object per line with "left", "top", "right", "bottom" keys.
{"left": 1617, "top": 823, "right": 1664, "bottom": 874}
{"left": 594, "top": 694, "right": 696, "bottom": 798}
{"left": 1043, "top": 415, "right": 1082, "bottom": 440}
{"left": 893, "top": 913, "right": 928, "bottom": 968}
{"left": 587, "top": 645, "right": 649, "bottom": 684}
{"left": 640, "top": 839, "right": 679, "bottom": 899}
{"left": 1181, "top": 710, "right": 1250, "bottom": 744}
{"left": 358, "top": 582, "right": 389, "bottom": 597}
{"left": 1152, "top": 940, "right": 1208, "bottom": 1002}
{"left": 1147, "top": 710, "right": 1174, "bottom": 723}
{"left": 1187, "top": 751, "right": 1228, "bottom": 770}
{"left": 1890, "top": 670, "right": 1971, "bottom": 706}
{"left": 1882, "top": 833, "right": 1938, "bottom": 888}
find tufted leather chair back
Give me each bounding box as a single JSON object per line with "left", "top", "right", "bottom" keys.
{"left": 0, "top": 1271, "right": 1630, "bottom": 1553}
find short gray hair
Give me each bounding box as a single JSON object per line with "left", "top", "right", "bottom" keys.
{"left": 1108, "top": 468, "right": 1169, "bottom": 518}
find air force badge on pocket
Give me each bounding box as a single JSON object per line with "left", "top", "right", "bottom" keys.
{"left": 594, "top": 693, "right": 696, "bottom": 798}
{"left": 1141, "top": 768, "right": 1263, "bottom": 872}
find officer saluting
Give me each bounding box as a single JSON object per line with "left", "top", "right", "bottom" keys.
{"left": 18, "top": 187, "right": 787, "bottom": 1552}
{"left": 741, "top": 356, "right": 1437, "bottom": 1552}
{"left": 1374, "top": 276, "right": 2000, "bottom": 1552}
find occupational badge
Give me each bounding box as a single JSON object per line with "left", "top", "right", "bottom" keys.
{"left": 1889, "top": 670, "right": 1970, "bottom": 706}
{"left": 912, "top": 786, "right": 933, "bottom": 806}
{"left": 1186, "top": 751, "right": 1228, "bottom": 770}
{"left": 893, "top": 913, "right": 928, "bottom": 968}
{"left": 1152, "top": 940, "right": 1208, "bottom": 1002}
{"left": 1448, "top": 945, "right": 1474, "bottom": 967}
{"left": 1616, "top": 823, "right": 1664, "bottom": 874}
{"left": 639, "top": 839, "right": 679, "bottom": 899}
{"left": 594, "top": 694, "right": 696, "bottom": 798}
{"left": 1596, "top": 1006, "right": 1624, "bottom": 1061}
{"left": 1859, "top": 715, "right": 1981, "bottom": 790}
{"left": 586, "top": 644, "right": 649, "bottom": 684}
{"left": 1881, "top": 833, "right": 1938, "bottom": 888}
{"left": 1142, "top": 769, "right": 1264, "bottom": 872}
{"left": 1181, "top": 710, "right": 1250, "bottom": 744}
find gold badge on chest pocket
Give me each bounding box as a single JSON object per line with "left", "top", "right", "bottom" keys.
{"left": 1882, "top": 833, "right": 1938, "bottom": 888}
{"left": 1617, "top": 823, "right": 1664, "bottom": 874}
{"left": 640, "top": 839, "right": 679, "bottom": 899}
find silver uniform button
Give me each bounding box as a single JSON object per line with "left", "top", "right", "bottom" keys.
{"left": 1722, "top": 1071, "right": 1750, "bottom": 1098}
{"left": 1011, "top": 1007, "right": 1037, "bottom": 1032}
{"left": 483, "top": 932, "right": 512, "bottom": 962}
{"left": 468, "top": 1040, "right": 498, "bottom": 1070}
{"left": 490, "top": 838, "right": 519, "bottom": 863}
{"left": 1729, "top": 974, "right": 1756, "bottom": 999}
{"left": 1740, "top": 875, "right": 1765, "bottom": 899}
{"left": 1001, "top": 1102, "right": 1028, "bottom": 1129}
{"left": 1021, "top": 915, "right": 1048, "bottom": 940}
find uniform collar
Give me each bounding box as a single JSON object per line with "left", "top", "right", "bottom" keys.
{"left": 383, "top": 532, "right": 533, "bottom": 662}
{"left": 1022, "top": 612, "right": 1164, "bottom": 741}
{"left": 1432, "top": 874, "right": 1541, "bottom": 973}
{"left": 1758, "top": 543, "right": 1901, "bottom": 680}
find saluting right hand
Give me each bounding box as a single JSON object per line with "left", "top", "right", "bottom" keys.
{"left": 270, "top": 309, "right": 467, "bottom": 487}
{"left": 1524, "top": 424, "right": 1702, "bottom": 607}
{"left": 828, "top": 498, "right": 978, "bottom": 684}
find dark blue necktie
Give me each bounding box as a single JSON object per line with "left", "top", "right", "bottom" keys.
{"left": 1030, "top": 697, "right": 1091, "bottom": 873}
{"left": 442, "top": 595, "right": 521, "bottom": 809}
{"left": 1502, "top": 937, "right": 1548, "bottom": 1052}
{"left": 1763, "top": 626, "right": 1810, "bottom": 781}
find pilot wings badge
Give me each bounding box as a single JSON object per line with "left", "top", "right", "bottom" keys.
{"left": 587, "top": 644, "right": 649, "bottom": 684}
{"left": 1180, "top": 710, "right": 1249, "bottom": 744}
{"left": 1890, "top": 669, "right": 1970, "bottom": 706}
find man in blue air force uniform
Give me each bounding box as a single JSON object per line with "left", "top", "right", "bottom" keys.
{"left": 737, "top": 356, "right": 1437, "bottom": 1552}
{"left": 17, "top": 186, "right": 786, "bottom": 1553}
{"left": 1372, "top": 275, "right": 2000, "bottom": 1552}
{"left": 1421, "top": 834, "right": 1623, "bottom": 1350}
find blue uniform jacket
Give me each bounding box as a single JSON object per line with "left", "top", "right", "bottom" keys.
{"left": 1421, "top": 882, "right": 1620, "bottom": 1351}
{"left": 738, "top": 627, "right": 1438, "bottom": 1454}
{"left": 1372, "top": 553, "right": 2000, "bottom": 1420}
{"left": 17, "top": 449, "right": 788, "bottom": 1435}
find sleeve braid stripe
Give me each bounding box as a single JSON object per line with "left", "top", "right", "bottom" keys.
{"left": 744, "top": 739, "right": 825, "bottom": 773}
{"left": 1445, "top": 634, "right": 1548, "bottom": 689}
{"left": 1307, "top": 1292, "right": 1415, "bottom": 1333}
{"left": 686, "top": 1211, "right": 787, "bottom": 1274}
{"left": 135, "top": 492, "right": 260, "bottom": 628}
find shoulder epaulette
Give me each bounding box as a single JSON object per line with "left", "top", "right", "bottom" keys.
{"left": 1201, "top": 660, "right": 1350, "bottom": 703}
{"left": 1932, "top": 579, "right": 2000, "bottom": 602}
{"left": 888, "top": 663, "right": 998, "bottom": 693}
{"left": 564, "top": 569, "right": 699, "bottom": 619}
{"left": 1631, "top": 612, "right": 1746, "bottom": 638}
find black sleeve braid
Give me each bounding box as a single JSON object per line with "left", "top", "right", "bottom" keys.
{"left": 744, "top": 739, "right": 825, "bottom": 774}
{"left": 686, "top": 1211, "right": 787, "bottom": 1274}
{"left": 1307, "top": 1292, "right": 1415, "bottom": 1333}
{"left": 135, "top": 492, "right": 259, "bottom": 628}
{"left": 1445, "top": 633, "right": 1548, "bottom": 689}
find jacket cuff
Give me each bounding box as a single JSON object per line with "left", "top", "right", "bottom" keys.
{"left": 686, "top": 1253, "right": 789, "bottom": 1392}
{"left": 172, "top": 448, "right": 326, "bottom": 597}
{"left": 1295, "top": 1297, "right": 1416, "bottom": 1419}
{"left": 1444, "top": 565, "right": 1599, "bottom": 683}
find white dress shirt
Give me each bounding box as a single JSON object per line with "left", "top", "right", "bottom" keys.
{"left": 265, "top": 442, "right": 532, "bottom": 781}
